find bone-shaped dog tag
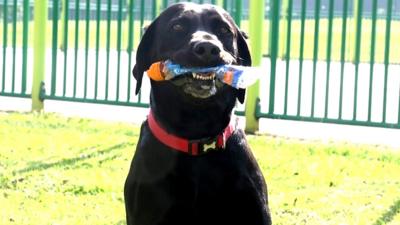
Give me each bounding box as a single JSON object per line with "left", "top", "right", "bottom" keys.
{"left": 203, "top": 142, "right": 217, "bottom": 152}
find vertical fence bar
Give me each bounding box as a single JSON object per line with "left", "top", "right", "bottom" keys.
{"left": 339, "top": 0, "right": 349, "bottom": 119}
{"left": 21, "top": 0, "right": 29, "bottom": 94}
{"left": 152, "top": 0, "right": 157, "bottom": 18}
{"left": 59, "top": 0, "right": 65, "bottom": 49}
{"left": 383, "top": 0, "right": 393, "bottom": 123}
{"left": 311, "top": 0, "right": 320, "bottom": 117}
{"left": 116, "top": 0, "right": 123, "bottom": 101}
{"left": 280, "top": 0, "right": 288, "bottom": 58}
{"left": 163, "top": 0, "right": 168, "bottom": 9}
{"left": 368, "top": 0, "right": 377, "bottom": 122}
{"left": 62, "top": 0, "right": 70, "bottom": 97}
{"left": 353, "top": 0, "right": 363, "bottom": 121}
{"left": 105, "top": 0, "right": 112, "bottom": 100}
{"left": 127, "top": 0, "right": 135, "bottom": 102}
{"left": 11, "top": 0, "right": 17, "bottom": 93}
{"left": 297, "top": 0, "right": 306, "bottom": 116}
{"left": 32, "top": 0, "right": 48, "bottom": 110}
{"left": 324, "top": 0, "right": 334, "bottom": 118}
{"left": 138, "top": 0, "right": 145, "bottom": 103}
{"left": 2, "top": 0, "right": 8, "bottom": 92}
{"left": 73, "top": 0, "right": 80, "bottom": 97}
{"left": 83, "top": 0, "right": 90, "bottom": 98}
{"left": 51, "top": 0, "right": 60, "bottom": 96}
{"left": 234, "top": 0, "right": 242, "bottom": 26}
{"left": 95, "top": 0, "right": 100, "bottom": 99}
{"left": 268, "top": 0, "right": 280, "bottom": 115}
{"left": 140, "top": 0, "right": 145, "bottom": 37}
{"left": 283, "top": 0, "right": 293, "bottom": 115}
{"left": 244, "top": 0, "right": 264, "bottom": 132}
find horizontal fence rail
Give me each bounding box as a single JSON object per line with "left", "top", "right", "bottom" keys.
{"left": 1, "top": 0, "right": 400, "bottom": 129}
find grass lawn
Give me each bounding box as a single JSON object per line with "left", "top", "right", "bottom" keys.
{"left": 1, "top": 19, "right": 399, "bottom": 63}
{"left": 1, "top": 112, "right": 400, "bottom": 224}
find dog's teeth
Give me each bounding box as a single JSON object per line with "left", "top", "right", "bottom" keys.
{"left": 192, "top": 72, "right": 216, "bottom": 80}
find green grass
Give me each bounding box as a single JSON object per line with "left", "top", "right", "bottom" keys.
{"left": 1, "top": 112, "right": 400, "bottom": 224}
{"left": 1, "top": 19, "right": 400, "bottom": 63}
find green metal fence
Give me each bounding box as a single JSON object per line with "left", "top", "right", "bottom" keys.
{"left": 0, "top": 0, "right": 30, "bottom": 98}
{"left": 261, "top": 0, "right": 399, "bottom": 129}
{"left": 42, "top": 0, "right": 240, "bottom": 108}
{"left": 1, "top": 0, "right": 399, "bottom": 129}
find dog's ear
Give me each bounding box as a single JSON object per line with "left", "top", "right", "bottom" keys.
{"left": 236, "top": 30, "right": 251, "bottom": 66}
{"left": 132, "top": 21, "right": 158, "bottom": 95}
{"left": 235, "top": 29, "right": 252, "bottom": 104}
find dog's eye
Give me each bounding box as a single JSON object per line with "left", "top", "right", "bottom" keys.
{"left": 217, "top": 26, "right": 231, "bottom": 36}
{"left": 220, "top": 27, "right": 229, "bottom": 33}
{"left": 172, "top": 24, "right": 184, "bottom": 32}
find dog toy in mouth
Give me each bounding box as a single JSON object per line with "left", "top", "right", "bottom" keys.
{"left": 146, "top": 60, "right": 260, "bottom": 89}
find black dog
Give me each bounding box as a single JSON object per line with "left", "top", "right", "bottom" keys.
{"left": 124, "top": 3, "right": 272, "bottom": 225}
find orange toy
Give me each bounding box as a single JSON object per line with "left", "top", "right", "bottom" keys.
{"left": 146, "top": 61, "right": 165, "bottom": 81}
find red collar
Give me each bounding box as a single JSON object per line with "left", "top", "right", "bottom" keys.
{"left": 147, "top": 110, "right": 234, "bottom": 156}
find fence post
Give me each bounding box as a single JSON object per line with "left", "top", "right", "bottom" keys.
{"left": 244, "top": 0, "right": 264, "bottom": 133}
{"left": 216, "top": 0, "right": 224, "bottom": 7}
{"left": 32, "top": 0, "right": 48, "bottom": 111}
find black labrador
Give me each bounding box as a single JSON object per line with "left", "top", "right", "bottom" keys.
{"left": 124, "top": 3, "right": 272, "bottom": 225}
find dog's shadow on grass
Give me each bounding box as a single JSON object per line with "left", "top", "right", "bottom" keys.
{"left": 14, "top": 142, "right": 134, "bottom": 175}
{"left": 373, "top": 198, "right": 400, "bottom": 225}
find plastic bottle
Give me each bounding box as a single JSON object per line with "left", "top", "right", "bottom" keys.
{"left": 146, "top": 60, "right": 260, "bottom": 89}
{"left": 214, "top": 65, "right": 261, "bottom": 89}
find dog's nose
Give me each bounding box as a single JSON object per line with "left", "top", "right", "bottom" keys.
{"left": 193, "top": 42, "right": 221, "bottom": 62}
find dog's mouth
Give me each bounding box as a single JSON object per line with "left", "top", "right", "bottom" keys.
{"left": 171, "top": 71, "right": 223, "bottom": 99}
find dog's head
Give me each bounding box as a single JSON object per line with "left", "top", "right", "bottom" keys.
{"left": 132, "top": 2, "right": 251, "bottom": 103}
